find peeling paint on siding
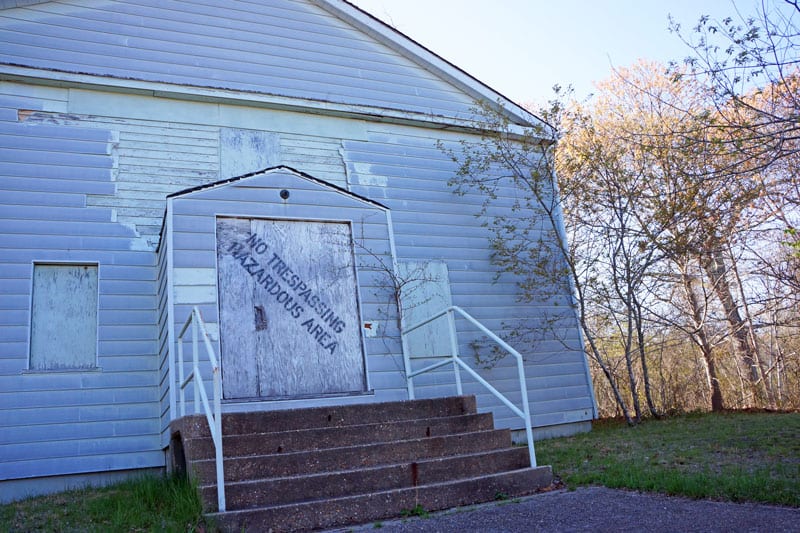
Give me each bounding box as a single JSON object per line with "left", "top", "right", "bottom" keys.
{"left": 219, "top": 128, "right": 280, "bottom": 179}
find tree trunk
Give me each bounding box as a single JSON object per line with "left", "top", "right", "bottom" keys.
{"left": 634, "top": 299, "right": 662, "bottom": 417}
{"left": 681, "top": 271, "right": 725, "bottom": 411}
{"left": 623, "top": 309, "right": 643, "bottom": 423}
{"left": 582, "top": 323, "right": 634, "bottom": 425}
{"left": 701, "top": 250, "right": 768, "bottom": 406}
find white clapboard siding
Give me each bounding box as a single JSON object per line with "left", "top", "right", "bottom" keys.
{"left": 0, "top": 0, "right": 475, "bottom": 118}
{"left": 156, "top": 232, "right": 172, "bottom": 446}
{"left": 0, "top": 91, "right": 163, "bottom": 482}
{"left": 342, "top": 125, "right": 594, "bottom": 429}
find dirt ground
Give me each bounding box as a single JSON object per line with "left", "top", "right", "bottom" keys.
{"left": 333, "top": 486, "right": 800, "bottom": 532}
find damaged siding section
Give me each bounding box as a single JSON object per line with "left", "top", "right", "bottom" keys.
{"left": 18, "top": 106, "right": 220, "bottom": 251}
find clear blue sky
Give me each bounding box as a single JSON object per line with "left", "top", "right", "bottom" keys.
{"left": 349, "top": 0, "right": 782, "bottom": 105}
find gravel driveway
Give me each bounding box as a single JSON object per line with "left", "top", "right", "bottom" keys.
{"left": 332, "top": 487, "right": 800, "bottom": 532}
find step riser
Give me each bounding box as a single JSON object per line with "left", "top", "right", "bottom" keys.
{"left": 173, "top": 396, "right": 477, "bottom": 439}
{"left": 190, "top": 429, "right": 513, "bottom": 484}
{"left": 201, "top": 447, "right": 531, "bottom": 510}
{"left": 211, "top": 466, "right": 553, "bottom": 533}
{"left": 184, "top": 413, "right": 495, "bottom": 460}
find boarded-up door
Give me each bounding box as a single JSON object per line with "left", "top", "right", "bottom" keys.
{"left": 216, "top": 217, "right": 367, "bottom": 399}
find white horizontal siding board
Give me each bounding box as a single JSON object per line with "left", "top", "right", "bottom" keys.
{"left": 0, "top": 205, "right": 115, "bottom": 223}
{"left": 0, "top": 402, "right": 158, "bottom": 426}
{"left": 0, "top": 176, "right": 116, "bottom": 195}
{"left": 0, "top": 418, "right": 160, "bottom": 446}
{"left": 0, "top": 386, "right": 156, "bottom": 410}
{"left": 0, "top": 220, "right": 134, "bottom": 243}
{"left": 0, "top": 119, "right": 114, "bottom": 142}
{"left": 0, "top": 0, "right": 477, "bottom": 117}
{"left": 0, "top": 161, "right": 114, "bottom": 182}
{"left": 1, "top": 450, "right": 165, "bottom": 480}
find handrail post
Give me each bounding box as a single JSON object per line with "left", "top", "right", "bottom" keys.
{"left": 516, "top": 354, "right": 537, "bottom": 467}
{"left": 177, "top": 336, "right": 185, "bottom": 417}
{"left": 192, "top": 315, "right": 199, "bottom": 414}
{"left": 401, "top": 330, "right": 415, "bottom": 400}
{"left": 213, "top": 365, "right": 225, "bottom": 512}
{"left": 447, "top": 309, "right": 462, "bottom": 396}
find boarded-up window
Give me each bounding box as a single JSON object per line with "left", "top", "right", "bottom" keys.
{"left": 398, "top": 261, "right": 453, "bottom": 357}
{"left": 30, "top": 264, "right": 98, "bottom": 370}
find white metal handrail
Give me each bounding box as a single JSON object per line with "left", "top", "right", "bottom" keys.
{"left": 402, "top": 305, "right": 537, "bottom": 467}
{"left": 177, "top": 306, "right": 226, "bottom": 512}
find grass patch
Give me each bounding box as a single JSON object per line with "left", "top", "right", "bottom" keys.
{"left": 0, "top": 473, "right": 209, "bottom": 533}
{"left": 400, "top": 504, "right": 429, "bottom": 519}
{"left": 537, "top": 411, "right": 800, "bottom": 507}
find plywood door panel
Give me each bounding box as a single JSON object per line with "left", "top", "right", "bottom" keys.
{"left": 216, "top": 217, "right": 259, "bottom": 399}
{"left": 216, "top": 217, "right": 366, "bottom": 400}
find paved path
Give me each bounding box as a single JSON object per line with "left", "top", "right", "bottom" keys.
{"left": 330, "top": 487, "right": 800, "bottom": 532}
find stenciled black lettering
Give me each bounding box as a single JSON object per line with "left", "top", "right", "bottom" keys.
{"left": 310, "top": 324, "right": 326, "bottom": 342}
{"left": 268, "top": 281, "right": 282, "bottom": 296}
{"left": 243, "top": 257, "right": 260, "bottom": 274}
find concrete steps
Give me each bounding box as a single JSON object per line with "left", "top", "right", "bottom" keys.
{"left": 170, "top": 395, "right": 552, "bottom": 532}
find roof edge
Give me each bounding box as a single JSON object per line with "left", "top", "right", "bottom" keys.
{"left": 167, "top": 165, "right": 389, "bottom": 211}
{"left": 314, "top": 0, "right": 554, "bottom": 135}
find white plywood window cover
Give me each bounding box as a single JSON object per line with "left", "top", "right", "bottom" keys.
{"left": 29, "top": 263, "right": 98, "bottom": 370}
{"left": 398, "top": 261, "right": 453, "bottom": 357}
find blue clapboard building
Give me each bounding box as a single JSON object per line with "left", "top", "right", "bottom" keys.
{"left": 0, "top": 0, "right": 596, "bottom": 503}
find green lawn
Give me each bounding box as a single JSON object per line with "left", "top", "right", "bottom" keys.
{"left": 0, "top": 474, "right": 208, "bottom": 533}
{"left": 536, "top": 411, "right": 800, "bottom": 506}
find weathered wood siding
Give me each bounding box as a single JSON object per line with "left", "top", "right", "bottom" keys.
{"left": 0, "top": 0, "right": 475, "bottom": 118}
{"left": 0, "top": 90, "right": 163, "bottom": 482}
